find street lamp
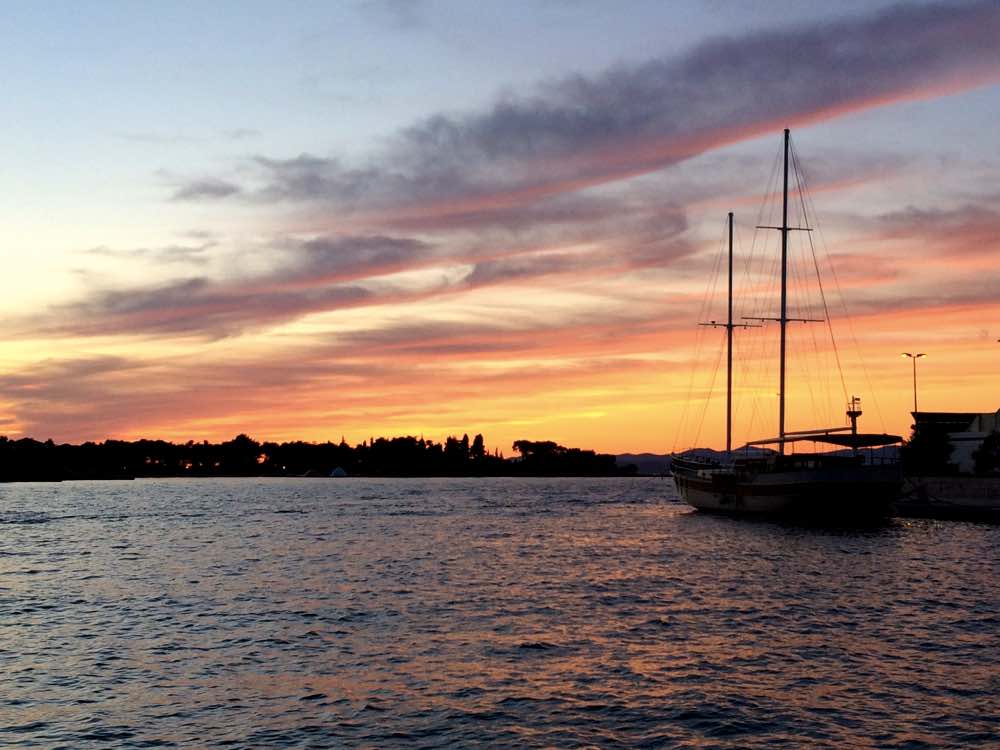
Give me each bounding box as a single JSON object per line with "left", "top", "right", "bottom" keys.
{"left": 901, "top": 352, "right": 926, "bottom": 414}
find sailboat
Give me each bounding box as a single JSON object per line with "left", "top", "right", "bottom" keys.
{"left": 671, "top": 129, "right": 903, "bottom": 519}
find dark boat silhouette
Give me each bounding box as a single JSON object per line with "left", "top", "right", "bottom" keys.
{"left": 672, "top": 129, "right": 902, "bottom": 520}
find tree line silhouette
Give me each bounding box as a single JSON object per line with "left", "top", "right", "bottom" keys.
{"left": 0, "top": 433, "right": 636, "bottom": 481}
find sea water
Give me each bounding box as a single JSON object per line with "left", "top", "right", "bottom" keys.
{"left": 1, "top": 477, "right": 997, "bottom": 748}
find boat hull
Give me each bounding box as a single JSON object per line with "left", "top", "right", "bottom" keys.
{"left": 673, "top": 460, "right": 901, "bottom": 520}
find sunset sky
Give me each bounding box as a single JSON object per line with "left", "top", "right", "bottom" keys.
{"left": 1, "top": 0, "right": 998, "bottom": 453}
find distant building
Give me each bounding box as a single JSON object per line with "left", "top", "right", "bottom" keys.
{"left": 913, "top": 410, "right": 1000, "bottom": 474}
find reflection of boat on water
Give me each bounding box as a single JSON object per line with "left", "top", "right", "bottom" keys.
{"left": 672, "top": 129, "right": 902, "bottom": 520}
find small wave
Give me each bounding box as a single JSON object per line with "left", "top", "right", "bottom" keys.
{"left": 0, "top": 513, "right": 52, "bottom": 525}
{"left": 0, "top": 721, "right": 49, "bottom": 734}
{"left": 516, "top": 640, "right": 560, "bottom": 650}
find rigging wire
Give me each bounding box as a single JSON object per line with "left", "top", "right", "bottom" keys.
{"left": 693, "top": 215, "right": 734, "bottom": 446}
{"left": 692, "top": 324, "right": 727, "bottom": 449}
{"left": 789, "top": 224, "right": 824, "bottom": 426}
{"left": 733, "top": 141, "right": 784, "bottom": 445}
{"left": 790, "top": 139, "right": 849, "bottom": 410}
{"left": 674, "top": 132, "right": 885, "bottom": 450}
{"left": 731, "top": 222, "right": 753, "bottom": 444}
{"left": 677, "top": 131, "right": 887, "bottom": 450}
{"left": 791, "top": 139, "right": 887, "bottom": 431}
{"left": 671, "top": 215, "right": 729, "bottom": 451}
{"left": 791, "top": 168, "right": 836, "bottom": 427}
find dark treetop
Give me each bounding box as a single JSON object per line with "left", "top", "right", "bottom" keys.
{"left": 0, "top": 433, "right": 637, "bottom": 482}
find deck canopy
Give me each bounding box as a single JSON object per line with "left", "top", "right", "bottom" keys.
{"left": 747, "top": 432, "right": 902, "bottom": 449}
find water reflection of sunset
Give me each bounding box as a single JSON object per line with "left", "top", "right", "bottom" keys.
{"left": 3, "top": 477, "right": 996, "bottom": 745}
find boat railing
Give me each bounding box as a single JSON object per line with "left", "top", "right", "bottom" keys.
{"left": 673, "top": 449, "right": 899, "bottom": 473}
{"left": 671, "top": 454, "right": 718, "bottom": 470}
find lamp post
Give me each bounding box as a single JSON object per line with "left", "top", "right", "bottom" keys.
{"left": 901, "top": 352, "right": 926, "bottom": 414}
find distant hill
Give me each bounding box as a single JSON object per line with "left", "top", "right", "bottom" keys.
{"left": 617, "top": 453, "right": 673, "bottom": 475}
{"left": 618, "top": 445, "right": 901, "bottom": 477}
{"left": 618, "top": 446, "right": 786, "bottom": 475}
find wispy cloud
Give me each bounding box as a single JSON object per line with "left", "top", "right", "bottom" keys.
{"left": 359, "top": 0, "right": 428, "bottom": 30}
{"left": 29, "top": 0, "right": 1000, "bottom": 348}
{"left": 170, "top": 178, "right": 242, "bottom": 201}
{"left": 872, "top": 203, "right": 1000, "bottom": 257}
{"left": 82, "top": 241, "right": 217, "bottom": 266}
{"left": 0, "top": 309, "right": 694, "bottom": 441}
{"left": 24, "top": 208, "right": 692, "bottom": 339}
{"left": 174, "top": 0, "right": 999, "bottom": 230}
{"left": 222, "top": 128, "right": 261, "bottom": 140}
{"left": 116, "top": 131, "right": 198, "bottom": 145}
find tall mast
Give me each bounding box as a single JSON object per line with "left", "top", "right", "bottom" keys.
{"left": 700, "top": 213, "right": 757, "bottom": 452}
{"left": 779, "top": 128, "right": 790, "bottom": 453}
{"left": 727, "top": 211, "right": 734, "bottom": 453}
{"left": 746, "top": 129, "right": 820, "bottom": 454}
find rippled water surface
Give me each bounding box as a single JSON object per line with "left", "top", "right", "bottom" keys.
{"left": 1, "top": 477, "right": 997, "bottom": 748}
